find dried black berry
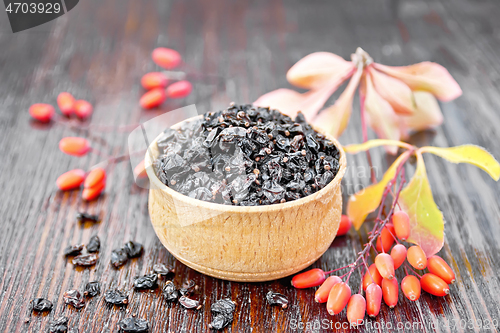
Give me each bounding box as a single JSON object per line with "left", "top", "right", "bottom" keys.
{"left": 118, "top": 317, "right": 149, "bottom": 332}
{"left": 154, "top": 104, "right": 340, "bottom": 206}
{"left": 63, "top": 244, "right": 84, "bottom": 256}
{"left": 76, "top": 212, "right": 99, "bottom": 222}
{"left": 266, "top": 291, "right": 288, "bottom": 309}
{"left": 63, "top": 289, "right": 85, "bottom": 308}
{"left": 179, "top": 280, "right": 196, "bottom": 296}
{"left": 49, "top": 316, "right": 68, "bottom": 333}
{"left": 110, "top": 248, "right": 128, "bottom": 268}
{"left": 31, "top": 298, "right": 53, "bottom": 312}
{"left": 86, "top": 235, "right": 100, "bottom": 253}
{"left": 83, "top": 281, "right": 101, "bottom": 297}
{"left": 134, "top": 274, "right": 158, "bottom": 290}
{"left": 209, "top": 299, "right": 235, "bottom": 330}
{"left": 179, "top": 296, "right": 201, "bottom": 310}
{"left": 163, "top": 281, "right": 179, "bottom": 302}
{"left": 104, "top": 289, "right": 128, "bottom": 306}
{"left": 153, "top": 263, "right": 174, "bottom": 276}
{"left": 72, "top": 253, "right": 98, "bottom": 266}
{"left": 124, "top": 241, "right": 143, "bottom": 258}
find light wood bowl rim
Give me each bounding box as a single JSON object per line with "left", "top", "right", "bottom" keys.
{"left": 145, "top": 114, "right": 346, "bottom": 212}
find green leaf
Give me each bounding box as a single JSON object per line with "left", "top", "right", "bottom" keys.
{"left": 399, "top": 152, "right": 444, "bottom": 257}
{"left": 420, "top": 145, "right": 500, "bottom": 181}
{"left": 347, "top": 151, "right": 410, "bottom": 230}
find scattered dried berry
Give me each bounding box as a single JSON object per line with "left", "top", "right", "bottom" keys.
{"left": 163, "top": 280, "right": 179, "bottom": 302}
{"left": 124, "top": 241, "right": 143, "bottom": 258}
{"left": 59, "top": 137, "right": 90, "bottom": 157}
{"left": 76, "top": 212, "right": 99, "bottom": 222}
{"left": 166, "top": 80, "right": 192, "bottom": 99}
{"left": 84, "top": 168, "right": 106, "bottom": 189}
{"left": 56, "top": 169, "right": 86, "bottom": 191}
{"left": 134, "top": 274, "right": 158, "bottom": 290}
{"left": 31, "top": 298, "right": 53, "bottom": 312}
{"left": 111, "top": 248, "right": 129, "bottom": 268}
{"left": 104, "top": 289, "right": 128, "bottom": 306}
{"left": 152, "top": 47, "right": 181, "bottom": 69}
{"left": 154, "top": 104, "right": 340, "bottom": 206}
{"left": 179, "top": 280, "right": 196, "bottom": 296}
{"left": 179, "top": 296, "right": 201, "bottom": 310}
{"left": 86, "top": 235, "right": 100, "bottom": 253}
{"left": 63, "top": 244, "right": 84, "bottom": 256}
{"left": 208, "top": 299, "right": 235, "bottom": 330}
{"left": 83, "top": 281, "right": 101, "bottom": 297}
{"left": 153, "top": 263, "right": 174, "bottom": 276}
{"left": 140, "top": 88, "right": 166, "bottom": 109}
{"left": 49, "top": 316, "right": 68, "bottom": 333}
{"left": 82, "top": 181, "right": 105, "bottom": 201}
{"left": 118, "top": 317, "right": 149, "bottom": 333}
{"left": 57, "top": 92, "right": 76, "bottom": 117}
{"left": 141, "top": 72, "right": 168, "bottom": 90}
{"left": 74, "top": 100, "right": 93, "bottom": 119}
{"left": 63, "top": 289, "right": 85, "bottom": 308}
{"left": 72, "top": 253, "right": 98, "bottom": 266}
{"left": 29, "top": 103, "right": 55, "bottom": 122}
{"left": 266, "top": 291, "right": 288, "bottom": 309}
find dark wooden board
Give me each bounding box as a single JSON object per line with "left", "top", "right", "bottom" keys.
{"left": 1, "top": 0, "right": 500, "bottom": 332}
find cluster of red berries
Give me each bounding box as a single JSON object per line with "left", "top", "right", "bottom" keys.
{"left": 29, "top": 92, "right": 93, "bottom": 123}
{"left": 139, "top": 48, "right": 193, "bottom": 109}
{"left": 291, "top": 211, "right": 455, "bottom": 326}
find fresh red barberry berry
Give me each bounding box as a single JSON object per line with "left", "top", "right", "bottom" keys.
{"left": 29, "top": 103, "right": 55, "bottom": 122}
{"left": 56, "top": 169, "right": 86, "bottom": 191}
{"left": 362, "top": 264, "right": 382, "bottom": 290}
{"left": 401, "top": 275, "right": 421, "bottom": 301}
{"left": 366, "top": 283, "right": 382, "bottom": 317}
{"left": 141, "top": 72, "right": 168, "bottom": 90}
{"left": 392, "top": 211, "right": 410, "bottom": 240}
{"left": 326, "top": 282, "right": 351, "bottom": 315}
{"left": 407, "top": 245, "right": 427, "bottom": 270}
{"left": 376, "top": 225, "right": 395, "bottom": 252}
{"left": 84, "top": 168, "right": 106, "bottom": 189}
{"left": 291, "top": 268, "right": 325, "bottom": 289}
{"left": 140, "top": 88, "right": 166, "bottom": 109}
{"left": 74, "top": 100, "right": 93, "bottom": 119}
{"left": 134, "top": 160, "right": 148, "bottom": 180}
{"left": 315, "top": 276, "right": 341, "bottom": 303}
{"left": 390, "top": 244, "right": 407, "bottom": 269}
{"left": 166, "top": 80, "right": 192, "bottom": 99}
{"left": 59, "top": 137, "right": 90, "bottom": 157}
{"left": 375, "top": 253, "right": 395, "bottom": 280}
{"left": 152, "top": 47, "right": 182, "bottom": 69}
{"left": 420, "top": 273, "right": 450, "bottom": 296}
{"left": 346, "top": 294, "right": 366, "bottom": 326}
{"left": 381, "top": 277, "right": 398, "bottom": 308}
{"left": 337, "top": 215, "right": 351, "bottom": 236}
{"left": 57, "top": 92, "right": 76, "bottom": 117}
{"left": 82, "top": 181, "right": 105, "bottom": 201}
{"left": 427, "top": 255, "right": 455, "bottom": 284}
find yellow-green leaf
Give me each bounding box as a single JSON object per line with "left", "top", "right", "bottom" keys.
{"left": 347, "top": 151, "right": 410, "bottom": 229}
{"left": 420, "top": 145, "right": 500, "bottom": 181}
{"left": 399, "top": 152, "right": 444, "bottom": 257}
{"left": 344, "top": 139, "right": 412, "bottom": 154}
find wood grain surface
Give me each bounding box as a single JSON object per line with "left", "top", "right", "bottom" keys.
{"left": 1, "top": 0, "right": 500, "bottom": 332}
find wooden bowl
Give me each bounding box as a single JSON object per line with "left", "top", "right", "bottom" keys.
{"left": 145, "top": 116, "right": 346, "bottom": 282}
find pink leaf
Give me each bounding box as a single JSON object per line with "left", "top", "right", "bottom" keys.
{"left": 313, "top": 67, "right": 363, "bottom": 137}
{"left": 286, "top": 52, "right": 355, "bottom": 90}
{"left": 368, "top": 67, "right": 416, "bottom": 115}
{"left": 361, "top": 73, "right": 401, "bottom": 155}
{"left": 399, "top": 91, "right": 443, "bottom": 137}
{"left": 253, "top": 81, "right": 341, "bottom": 121}
{"left": 373, "top": 62, "right": 462, "bottom": 102}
